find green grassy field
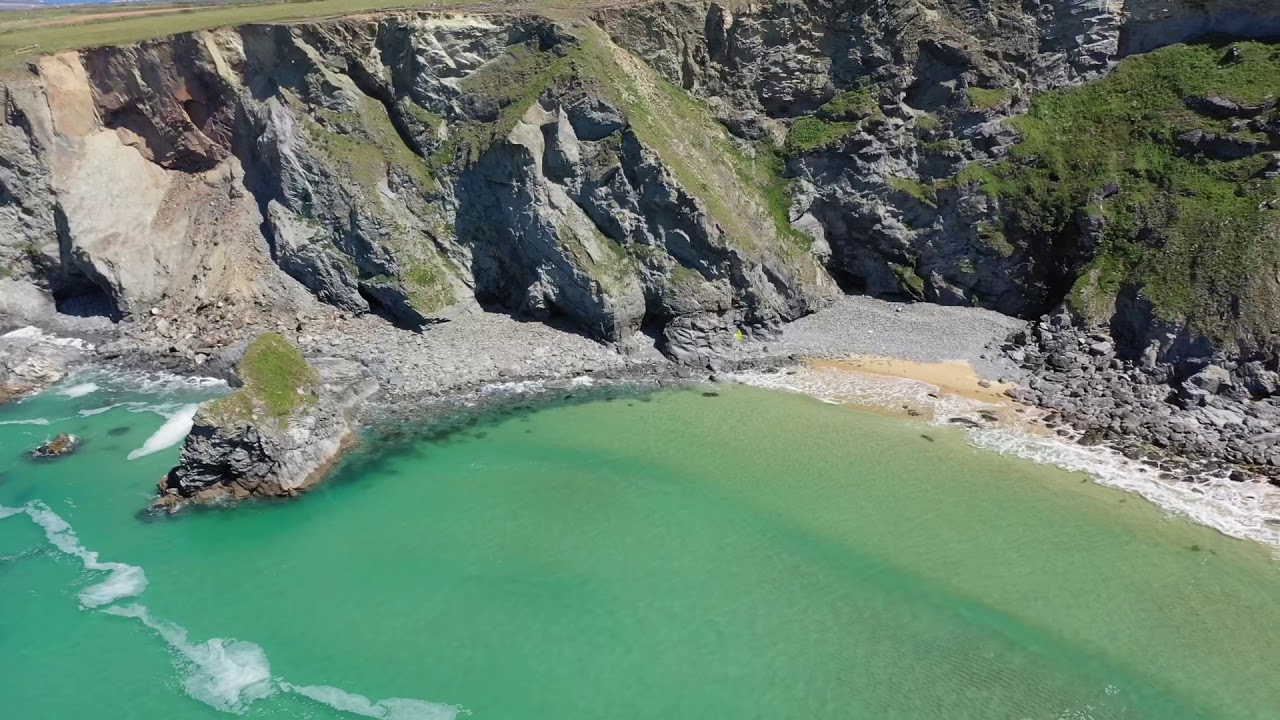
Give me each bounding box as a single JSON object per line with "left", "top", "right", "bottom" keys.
{"left": 0, "top": 0, "right": 609, "bottom": 68}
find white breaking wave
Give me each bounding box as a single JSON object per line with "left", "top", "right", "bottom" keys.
{"left": 0, "top": 502, "right": 463, "bottom": 717}
{"left": 733, "top": 366, "right": 1280, "bottom": 549}
{"left": 104, "top": 604, "right": 275, "bottom": 714}
{"left": 967, "top": 426, "right": 1280, "bottom": 549}
{"left": 128, "top": 404, "right": 199, "bottom": 460}
{"left": 1, "top": 325, "right": 93, "bottom": 349}
{"left": 79, "top": 403, "right": 128, "bottom": 417}
{"left": 57, "top": 382, "right": 100, "bottom": 398}
{"left": 19, "top": 501, "right": 149, "bottom": 607}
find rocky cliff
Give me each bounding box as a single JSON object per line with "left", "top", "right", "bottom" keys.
{"left": 0, "top": 12, "right": 836, "bottom": 365}
{"left": 1, "top": 1, "right": 1277, "bottom": 467}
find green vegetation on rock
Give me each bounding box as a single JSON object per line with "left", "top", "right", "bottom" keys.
{"left": 402, "top": 259, "right": 456, "bottom": 314}
{"left": 951, "top": 41, "right": 1280, "bottom": 339}
{"left": 785, "top": 117, "right": 858, "bottom": 153}
{"left": 558, "top": 223, "right": 638, "bottom": 292}
{"left": 206, "top": 333, "right": 319, "bottom": 424}
{"left": 890, "top": 262, "right": 926, "bottom": 298}
{"left": 966, "top": 87, "right": 1011, "bottom": 110}
{"left": 433, "top": 43, "right": 574, "bottom": 167}
{"left": 309, "top": 96, "right": 433, "bottom": 193}
{"left": 571, "top": 27, "right": 814, "bottom": 253}
{"left": 887, "top": 175, "right": 937, "bottom": 207}
{"left": 818, "top": 89, "right": 877, "bottom": 121}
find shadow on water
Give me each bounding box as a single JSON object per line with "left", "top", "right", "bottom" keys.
{"left": 136, "top": 382, "right": 676, "bottom": 521}
{"left": 327, "top": 383, "right": 670, "bottom": 489}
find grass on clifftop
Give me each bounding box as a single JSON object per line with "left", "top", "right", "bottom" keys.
{"left": 0, "top": 1, "right": 606, "bottom": 70}
{"left": 206, "top": 333, "right": 319, "bottom": 425}
{"left": 951, "top": 41, "right": 1280, "bottom": 341}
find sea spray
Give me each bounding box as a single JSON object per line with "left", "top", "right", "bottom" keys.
{"left": 128, "top": 404, "right": 199, "bottom": 460}
{"left": 57, "top": 382, "right": 100, "bottom": 399}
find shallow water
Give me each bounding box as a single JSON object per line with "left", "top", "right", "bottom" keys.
{"left": 2, "top": 375, "right": 1278, "bottom": 719}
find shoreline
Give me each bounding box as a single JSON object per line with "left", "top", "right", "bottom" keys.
{"left": 731, "top": 359, "right": 1280, "bottom": 550}
{"left": 5, "top": 296, "right": 1280, "bottom": 547}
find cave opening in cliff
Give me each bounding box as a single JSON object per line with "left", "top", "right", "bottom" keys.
{"left": 51, "top": 280, "right": 122, "bottom": 322}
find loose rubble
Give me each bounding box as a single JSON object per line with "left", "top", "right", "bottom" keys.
{"left": 1004, "top": 309, "right": 1280, "bottom": 487}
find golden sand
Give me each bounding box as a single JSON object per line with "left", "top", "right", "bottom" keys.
{"left": 809, "top": 356, "right": 1016, "bottom": 406}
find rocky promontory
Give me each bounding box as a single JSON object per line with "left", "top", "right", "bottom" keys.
{"left": 156, "top": 333, "right": 378, "bottom": 509}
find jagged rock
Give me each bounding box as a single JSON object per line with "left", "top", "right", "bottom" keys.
{"left": 1188, "top": 364, "right": 1233, "bottom": 395}
{"left": 0, "top": 328, "right": 88, "bottom": 402}
{"left": 31, "top": 433, "right": 80, "bottom": 459}
{"left": 156, "top": 334, "right": 378, "bottom": 509}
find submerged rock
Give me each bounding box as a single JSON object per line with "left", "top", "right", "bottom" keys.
{"left": 156, "top": 333, "right": 378, "bottom": 510}
{"left": 32, "top": 433, "right": 80, "bottom": 459}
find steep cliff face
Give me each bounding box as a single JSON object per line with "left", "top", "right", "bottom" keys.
{"left": 0, "top": 13, "right": 835, "bottom": 362}
{"left": 1, "top": 1, "right": 1276, "bottom": 374}
{"left": 598, "top": 0, "right": 1279, "bottom": 366}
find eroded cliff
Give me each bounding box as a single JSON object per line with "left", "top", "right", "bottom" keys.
{"left": 0, "top": 12, "right": 836, "bottom": 364}
{"left": 0, "top": 0, "right": 1276, "bottom": 374}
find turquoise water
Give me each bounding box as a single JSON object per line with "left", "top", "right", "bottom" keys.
{"left": 1, "top": 375, "right": 1279, "bottom": 719}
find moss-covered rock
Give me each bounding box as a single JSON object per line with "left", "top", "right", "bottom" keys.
{"left": 204, "top": 333, "right": 319, "bottom": 426}
{"left": 159, "top": 336, "right": 378, "bottom": 510}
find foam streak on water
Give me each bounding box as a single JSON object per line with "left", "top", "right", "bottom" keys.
{"left": 127, "top": 404, "right": 200, "bottom": 460}
{"left": 104, "top": 604, "right": 275, "bottom": 714}
{"left": 733, "top": 366, "right": 1280, "bottom": 549}
{"left": 284, "top": 683, "right": 460, "bottom": 720}
{"left": 20, "top": 500, "right": 149, "bottom": 607}
{"left": 0, "top": 502, "right": 461, "bottom": 718}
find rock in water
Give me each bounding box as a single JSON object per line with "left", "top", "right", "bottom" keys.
{"left": 32, "top": 433, "right": 80, "bottom": 459}
{"left": 156, "top": 334, "right": 378, "bottom": 510}
{"left": 0, "top": 330, "right": 87, "bottom": 404}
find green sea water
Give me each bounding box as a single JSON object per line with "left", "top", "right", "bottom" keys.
{"left": 1, "top": 375, "right": 1278, "bottom": 720}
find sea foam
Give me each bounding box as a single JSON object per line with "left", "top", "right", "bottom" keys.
{"left": 128, "top": 404, "right": 199, "bottom": 460}
{"left": 1, "top": 502, "right": 463, "bottom": 716}
{"left": 22, "top": 501, "right": 149, "bottom": 607}
{"left": 0, "top": 417, "right": 54, "bottom": 426}
{"left": 1, "top": 325, "right": 93, "bottom": 349}
{"left": 285, "top": 684, "right": 460, "bottom": 720}
{"left": 57, "top": 382, "right": 100, "bottom": 398}
{"left": 105, "top": 604, "right": 275, "bottom": 714}
{"left": 733, "top": 366, "right": 1280, "bottom": 549}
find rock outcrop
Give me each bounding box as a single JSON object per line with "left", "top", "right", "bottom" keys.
{"left": 1, "top": 14, "right": 836, "bottom": 367}
{"left": 594, "top": 0, "right": 1280, "bottom": 470}
{"left": 0, "top": 327, "right": 88, "bottom": 402}
{"left": 157, "top": 333, "right": 377, "bottom": 508}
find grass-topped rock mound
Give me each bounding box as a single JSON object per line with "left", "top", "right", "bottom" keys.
{"left": 204, "top": 333, "right": 320, "bottom": 427}
{"left": 157, "top": 334, "right": 378, "bottom": 510}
